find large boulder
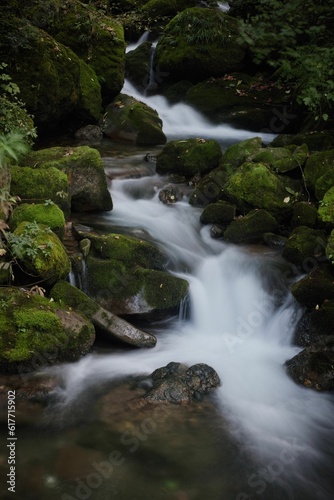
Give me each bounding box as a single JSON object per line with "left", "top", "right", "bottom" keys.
{"left": 101, "top": 93, "right": 166, "bottom": 146}
{"left": 10, "top": 166, "right": 71, "bottom": 214}
{"left": 290, "top": 263, "right": 334, "bottom": 309}
{"left": 9, "top": 221, "right": 71, "bottom": 285}
{"left": 50, "top": 281, "right": 156, "bottom": 348}
{"left": 155, "top": 8, "right": 246, "bottom": 82}
{"left": 282, "top": 226, "right": 327, "bottom": 268}
{"left": 10, "top": 203, "right": 66, "bottom": 239}
{"left": 222, "top": 162, "right": 299, "bottom": 219}
{"left": 142, "top": 362, "right": 221, "bottom": 403}
{"left": 304, "top": 150, "right": 334, "bottom": 193}
{"left": 0, "top": 16, "right": 102, "bottom": 131}
{"left": 220, "top": 136, "right": 263, "bottom": 170}
{"left": 291, "top": 202, "right": 318, "bottom": 229}
{"left": 200, "top": 201, "right": 236, "bottom": 225}
{"left": 21, "top": 146, "right": 112, "bottom": 212}
{"left": 293, "top": 301, "right": 334, "bottom": 347}
{"left": 0, "top": 287, "right": 95, "bottom": 373}
{"left": 286, "top": 336, "right": 334, "bottom": 391}
{"left": 223, "top": 209, "right": 278, "bottom": 244}
{"left": 156, "top": 138, "right": 222, "bottom": 177}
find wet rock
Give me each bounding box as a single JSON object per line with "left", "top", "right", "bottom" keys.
{"left": 271, "top": 130, "right": 334, "bottom": 152}
{"left": 291, "top": 202, "right": 318, "bottom": 228}
{"left": 200, "top": 201, "right": 236, "bottom": 225}
{"left": 290, "top": 263, "right": 334, "bottom": 309}
{"left": 74, "top": 125, "right": 103, "bottom": 142}
{"left": 263, "top": 232, "right": 287, "bottom": 249}
{"left": 286, "top": 336, "right": 334, "bottom": 391}
{"left": 304, "top": 149, "right": 334, "bottom": 193}
{"left": 143, "top": 362, "right": 221, "bottom": 403}
{"left": 158, "top": 184, "right": 184, "bottom": 204}
{"left": 126, "top": 41, "right": 152, "bottom": 92}
{"left": 223, "top": 209, "right": 278, "bottom": 244}
{"left": 293, "top": 300, "right": 334, "bottom": 346}
{"left": 282, "top": 226, "right": 327, "bottom": 268}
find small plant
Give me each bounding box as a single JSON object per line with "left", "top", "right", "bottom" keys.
{"left": 6, "top": 221, "right": 53, "bottom": 262}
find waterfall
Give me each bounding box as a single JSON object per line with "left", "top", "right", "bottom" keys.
{"left": 53, "top": 175, "right": 334, "bottom": 499}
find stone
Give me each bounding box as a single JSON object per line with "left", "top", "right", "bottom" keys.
{"left": 223, "top": 209, "right": 278, "bottom": 243}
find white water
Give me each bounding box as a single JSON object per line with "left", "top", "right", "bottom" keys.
{"left": 121, "top": 79, "right": 276, "bottom": 144}
{"left": 54, "top": 175, "right": 334, "bottom": 499}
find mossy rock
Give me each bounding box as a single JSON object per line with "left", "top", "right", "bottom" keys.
{"left": 189, "top": 167, "right": 230, "bottom": 207}
{"left": 21, "top": 146, "right": 112, "bottom": 212}
{"left": 0, "top": 97, "right": 36, "bottom": 146}
{"left": 315, "top": 170, "right": 334, "bottom": 201}
{"left": 185, "top": 76, "right": 291, "bottom": 130}
{"left": 200, "top": 201, "right": 236, "bottom": 225}
{"left": 125, "top": 41, "right": 152, "bottom": 92}
{"left": 271, "top": 130, "right": 334, "bottom": 152}
{"left": 101, "top": 93, "right": 166, "bottom": 145}
{"left": 10, "top": 203, "right": 66, "bottom": 239}
{"left": 86, "top": 255, "right": 188, "bottom": 318}
{"left": 76, "top": 59, "right": 102, "bottom": 124}
{"left": 0, "top": 287, "right": 95, "bottom": 373}
{"left": 11, "top": 221, "right": 71, "bottom": 285}
{"left": 0, "top": 17, "right": 102, "bottom": 131}
{"left": 223, "top": 209, "right": 278, "bottom": 244}
{"left": 318, "top": 186, "right": 334, "bottom": 225}
{"left": 40, "top": 1, "right": 126, "bottom": 102}
{"left": 10, "top": 166, "right": 71, "bottom": 214}
{"left": 156, "top": 138, "right": 222, "bottom": 177}
{"left": 291, "top": 202, "right": 318, "bottom": 229}
{"left": 282, "top": 226, "right": 327, "bottom": 268}
{"left": 303, "top": 150, "right": 334, "bottom": 191}
{"left": 290, "top": 263, "right": 334, "bottom": 309}
{"left": 223, "top": 162, "right": 298, "bottom": 219}
{"left": 141, "top": 0, "right": 196, "bottom": 18}
{"left": 325, "top": 229, "right": 334, "bottom": 265}
{"left": 252, "top": 144, "right": 308, "bottom": 174}
{"left": 164, "top": 80, "right": 193, "bottom": 104}
{"left": 155, "top": 8, "right": 246, "bottom": 82}
{"left": 82, "top": 231, "right": 169, "bottom": 269}
{"left": 220, "top": 137, "right": 263, "bottom": 171}
{"left": 286, "top": 336, "right": 334, "bottom": 391}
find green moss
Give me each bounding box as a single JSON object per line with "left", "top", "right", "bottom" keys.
{"left": 155, "top": 8, "right": 246, "bottom": 81}
{"left": 77, "top": 59, "right": 102, "bottom": 123}
{"left": 315, "top": 170, "right": 334, "bottom": 201}
{"left": 138, "top": 268, "right": 189, "bottom": 310}
{"left": 86, "top": 256, "right": 135, "bottom": 298}
{"left": 291, "top": 202, "right": 318, "bottom": 228}
{"left": 10, "top": 165, "right": 70, "bottom": 213}
{"left": 189, "top": 167, "right": 230, "bottom": 207}
{"left": 282, "top": 226, "right": 327, "bottom": 267}
{"left": 200, "top": 201, "right": 236, "bottom": 225}
{"left": 220, "top": 137, "right": 263, "bottom": 170}
{"left": 318, "top": 186, "right": 334, "bottom": 225}
{"left": 102, "top": 94, "right": 166, "bottom": 146}
{"left": 223, "top": 209, "right": 278, "bottom": 244}
{"left": 87, "top": 232, "right": 168, "bottom": 269}
{"left": 304, "top": 150, "right": 334, "bottom": 191}
{"left": 50, "top": 280, "right": 99, "bottom": 318}
{"left": 12, "top": 221, "right": 71, "bottom": 285}
{"left": 10, "top": 203, "right": 66, "bottom": 237}
{"left": 156, "top": 138, "right": 222, "bottom": 177}
{"left": 271, "top": 130, "right": 334, "bottom": 152}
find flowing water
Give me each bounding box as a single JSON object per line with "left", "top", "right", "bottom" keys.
{"left": 1, "top": 37, "right": 334, "bottom": 500}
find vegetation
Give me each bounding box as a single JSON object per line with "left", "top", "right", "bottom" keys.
{"left": 237, "top": 0, "right": 334, "bottom": 123}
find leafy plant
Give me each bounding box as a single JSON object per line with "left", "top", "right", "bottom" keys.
{"left": 6, "top": 221, "right": 53, "bottom": 262}
{"left": 0, "top": 131, "right": 30, "bottom": 169}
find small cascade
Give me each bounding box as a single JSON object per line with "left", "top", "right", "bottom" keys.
{"left": 126, "top": 30, "right": 150, "bottom": 53}
{"left": 145, "top": 40, "right": 158, "bottom": 93}
{"left": 218, "top": 1, "right": 230, "bottom": 12}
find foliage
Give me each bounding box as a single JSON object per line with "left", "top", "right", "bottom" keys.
{"left": 6, "top": 221, "right": 53, "bottom": 261}
{"left": 0, "top": 131, "right": 30, "bottom": 169}
{"left": 238, "top": 0, "right": 334, "bottom": 121}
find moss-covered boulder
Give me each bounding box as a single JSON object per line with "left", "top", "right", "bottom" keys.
{"left": 155, "top": 8, "right": 246, "bottom": 82}
{"left": 200, "top": 201, "right": 236, "bottom": 225}
{"left": 326, "top": 230, "right": 334, "bottom": 265}
{"left": 10, "top": 166, "right": 71, "bottom": 214}
{"left": 10, "top": 202, "right": 66, "bottom": 239}
{"left": 9, "top": 221, "right": 71, "bottom": 285}
{"left": 286, "top": 336, "right": 334, "bottom": 391}
{"left": 252, "top": 144, "right": 309, "bottom": 174}
{"left": 185, "top": 76, "right": 292, "bottom": 131}
{"left": 50, "top": 280, "right": 156, "bottom": 348}
{"left": 304, "top": 150, "right": 334, "bottom": 193}
{"left": 189, "top": 167, "right": 230, "bottom": 207}
{"left": 141, "top": 0, "right": 196, "bottom": 19}
{"left": 101, "top": 93, "right": 166, "bottom": 145}
{"left": 0, "top": 16, "right": 102, "bottom": 131}
{"left": 156, "top": 138, "right": 222, "bottom": 177}
{"left": 222, "top": 162, "right": 298, "bottom": 219}
{"left": 290, "top": 264, "right": 334, "bottom": 309}
{"left": 282, "top": 226, "right": 327, "bottom": 268}
{"left": 271, "top": 130, "right": 334, "bottom": 152}
{"left": 125, "top": 41, "right": 152, "bottom": 92}
{"left": 291, "top": 202, "right": 318, "bottom": 229}
{"left": 223, "top": 209, "right": 277, "bottom": 244}
{"left": 0, "top": 287, "right": 95, "bottom": 373}
{"left": 21, "top": 146, "right": 112, "bottom": 212}
{"left": 315, "top": 170, "right": 334, "bottom": 201}
{"left": 318, "top": 186, "right": 334, "bottom": 225}
{"left": 220, "top": 136, "right": 263, "bottom": 171}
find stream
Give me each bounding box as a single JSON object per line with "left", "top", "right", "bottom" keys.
{"left": 1, "top": 71, "right": 334, "bottom": 500}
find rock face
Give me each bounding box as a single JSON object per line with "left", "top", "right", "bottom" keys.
{"left": 156, "top": 138, "right": 222, "bottom": 177}
{"left": 101, "top": 94, "right": 166, "bottom": 146}
{"left": 21, "top": 146, "right": 112, "bottom": 212}
{"left": 286, "top": 337, "right": 334, "bottom": 391}
{"left": 142, "top": 362, "right": 221, "bottom": 403}
{"left": 51, "top": 281, "right": 157, "bottom": 348}
{"left": 155, "top": 8, "right": 246, "bottom": 82}
{"left": 0, "top": 287, "right": 95, "bottom": 373}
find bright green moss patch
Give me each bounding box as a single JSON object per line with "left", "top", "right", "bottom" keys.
{"left": 50, "top": 280, "right": 99, "bottom": 318}
{"left": 10, "top": 203, "right": 66, "bottom": 237}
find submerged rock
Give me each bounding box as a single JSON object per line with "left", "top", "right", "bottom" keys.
{"left": 286, "top": 337, "right": 334, "bottom": 391}
{"left": 143, "top": 362, "right": 221, "bottom": 403}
